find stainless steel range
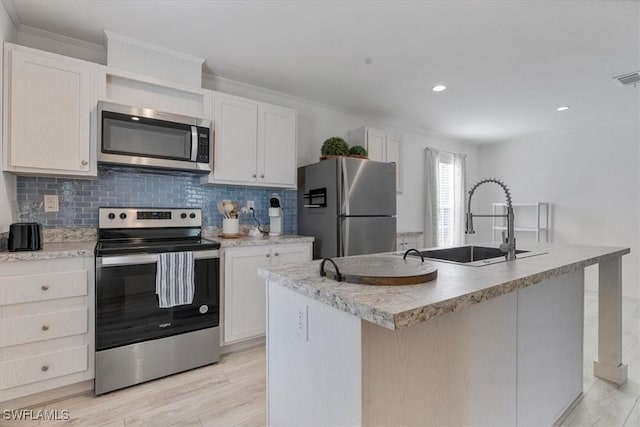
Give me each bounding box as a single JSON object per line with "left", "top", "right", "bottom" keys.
{"left": 94, "top": 207, "right": 220, "bottom": 395}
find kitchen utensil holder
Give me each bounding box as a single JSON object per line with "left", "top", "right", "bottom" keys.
{"left": 222, "top": 218, "right": 239, "bottom": 235}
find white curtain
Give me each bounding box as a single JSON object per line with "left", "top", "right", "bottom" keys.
{"left": 424, "top": 148, "right": 440, "bottom": 247}
{"left": 424, "top": 148, "right": 467, "bottom": 247}
{"left": 451, "top": 153, "right": 467, "bottom": 246}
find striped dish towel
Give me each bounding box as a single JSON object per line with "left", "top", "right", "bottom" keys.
{"left": 156, "top": 251, "right": 195, "bottom": 308}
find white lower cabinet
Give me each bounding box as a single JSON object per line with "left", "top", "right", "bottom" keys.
{"left": 223, "top": 243, "right": 312, "bottom": 344}
{"left": 0, "top": 257, "right": 94, "bottom": 404}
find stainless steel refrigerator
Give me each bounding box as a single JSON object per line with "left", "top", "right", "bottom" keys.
{"left": 298, "top": 157, "right": 396, "bottom": 259}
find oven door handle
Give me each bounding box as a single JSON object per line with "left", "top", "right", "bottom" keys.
{"left": 99, "top": 250, "right": 220, "bottom": 267}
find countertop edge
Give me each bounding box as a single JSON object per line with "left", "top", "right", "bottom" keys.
{"left": 259, "top": 247, "right": 630, "bottom": 330}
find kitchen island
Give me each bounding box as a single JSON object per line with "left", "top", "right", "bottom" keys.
{"left": 258, "top": 244, "right": 629, "bottom": 426}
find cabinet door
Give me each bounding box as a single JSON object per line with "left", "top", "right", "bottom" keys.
{"left": 386, "top": 137, "right": 403, "bottom": 193}
{"left": 272, "top": 243, "right": 312, "bottom": 265}
{"left": 223, "top": 246, "right": 272, "bottom": 343}
{"left": 257, "top": 104, "right": 296, "bottom": 187}
{"left": 366, "top": 128, "right": 386, "bottom": 162}
{"left": 7, "top": 49, "right": 93, "bottom": 175}
{"left": 212, "top": 94, "right": 258, "bottom": 183}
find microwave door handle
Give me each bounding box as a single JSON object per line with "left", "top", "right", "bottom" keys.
{"left": 190, "top": 126, "right": 198, "bottom": 162}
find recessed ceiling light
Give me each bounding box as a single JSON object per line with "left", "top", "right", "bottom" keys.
{"left": 556, "top": 106, "right": 570, "bottom": 111}
{"left": 131, "top": 116, "right": 140, "bottom": 121}
{"left": 432, "top": 85, "right": 447, "bottom": 92}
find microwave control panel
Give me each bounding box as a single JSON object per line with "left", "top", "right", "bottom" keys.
{"left": 197, "top": 126, "right": 210, "bottom": 164}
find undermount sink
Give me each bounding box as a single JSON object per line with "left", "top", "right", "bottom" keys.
{"left": 405, "top": 245, "right": 544, "bottom": 267}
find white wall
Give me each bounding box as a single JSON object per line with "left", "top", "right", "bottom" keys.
{"left": 0, "top": 1, "right": 17, "bottom": 233}
{"left": 477, "top": 122, "right": 639, "bottom": 298}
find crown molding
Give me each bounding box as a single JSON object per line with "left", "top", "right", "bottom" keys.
{"left": 2, "top": 0, "right": 21, "bottom": 29}
{"left": 18, "top": 24, "right": 106, "bottom": 54}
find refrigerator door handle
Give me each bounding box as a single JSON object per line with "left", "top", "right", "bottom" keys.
{"left": 340, "top": 218, "right": 349, "bottom": 257}
{"left": 341, "top": 157, "right": 350, "bottom": 216}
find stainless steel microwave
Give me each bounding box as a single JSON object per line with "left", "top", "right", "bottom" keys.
{"left": 98, "top": 101, "right": 212, "bottom": 173}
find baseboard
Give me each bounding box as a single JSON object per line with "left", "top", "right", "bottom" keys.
{"left": 553, "top": 391, "right": 584, "bottom": 426}
{"left": 221, "top": 336, "right": 265, "bottom": 355}
{"left": 1, "top": 380, "right": 93, "bottom": 410}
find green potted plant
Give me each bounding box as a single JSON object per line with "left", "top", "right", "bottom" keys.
{"left": 348, "top": 145, "right": 368, "bottom": 159}
{"left": 320, "top": 137, "right": 349, "bottom": 160}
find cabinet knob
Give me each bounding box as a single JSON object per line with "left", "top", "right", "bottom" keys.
{"left": 265, "top": 253, "right": 270, "bottom": 258}
{"left": 81, "top": 160, "right": 88, "bottom": 166}
{"left": 252, "top": 174, "right": 257, "bottom": 178}
{"left": 41, "top": 325, "right": 50, "bottom": 331}
{"left": 41, "top": 365, "right": 49, "bottom": 372}
{"left": 274, "top": 253, "right": 279, "bottom": 257}
{"left": 41, "top": 285, "right": 49, "bottom": 291}
{"left": 260, "top": 174, "right": 265, "bottom": 178}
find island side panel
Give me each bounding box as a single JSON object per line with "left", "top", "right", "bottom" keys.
{"left": 361, "top": 292, "right": 518, "bottom": 426}
{"left": 516, "top": 269, "right": 584, "bottom": 426}
{"left": 593, "top": 256, "right": 628, "bottom": 384}
{"left": 266, "top": 280, "right": 362, "bottom": 426}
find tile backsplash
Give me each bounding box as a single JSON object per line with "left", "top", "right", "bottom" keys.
{"left": 16, "top": 166, "right": 297, "bottom": 233}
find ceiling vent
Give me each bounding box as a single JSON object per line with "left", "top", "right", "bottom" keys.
{"left": 613, "top": 71, "right": 640, "bottom": 87}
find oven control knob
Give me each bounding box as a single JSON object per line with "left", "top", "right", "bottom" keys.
{"left": 199, "top": 305, "right": 209, "bottom": 314}
{"left": 107, "top": 213, "right": 115, "bottom": 220}
{"left": 119, "top": 213, "right": 127, "bottom": 220}
{"left": 189, "top": 213, "right": 196, "bottom": 219}
{"left": 181, "top": 213, "right": 187, "bottom": 219}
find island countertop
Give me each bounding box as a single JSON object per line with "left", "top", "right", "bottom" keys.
{"left": 257, "top": 243, "right": 629, "bottom": 330}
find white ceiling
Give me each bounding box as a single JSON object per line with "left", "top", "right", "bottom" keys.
{"left": 4, "top": 0, "right": 640, "bottom": 143}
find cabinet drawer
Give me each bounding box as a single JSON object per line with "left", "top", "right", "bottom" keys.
{"left": 0, "top": 308, "right": 88, "bottom": 347}
{"left": 0, "top": 345, "right": 88, "bottom": 389}
{"left": 0, "top": 270, "right": 87, "bottom": 305}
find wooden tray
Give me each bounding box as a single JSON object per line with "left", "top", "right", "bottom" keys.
{"left": 320, "top": 256, "right": 437, "bottom": 286}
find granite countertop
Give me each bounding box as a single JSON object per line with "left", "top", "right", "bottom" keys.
{"left": 397, "top": 230, "right": 423, "bottom": 237}
{"left": 258, "top": 243, "right": 629, "bottom": 330}
{"left": 0, "top": 232, "right": 313, "bottom": 262}
{"left": 0, "top": 241, "right": 96, "bottom": 262}
{"left": 206, "top": 234, "right": 314, "bottom": 248}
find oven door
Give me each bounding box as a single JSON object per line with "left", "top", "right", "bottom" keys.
{"left": 95, "top": 250, "right": 219, "bottom": 351}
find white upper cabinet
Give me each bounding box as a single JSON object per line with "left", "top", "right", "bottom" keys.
{"left": 3, "top": 44, "right": 97, "bottom": 177}
{"left": 212, "top": 93, "right": 259, "bottom": 183}
{"left": 204, "top": 93, "right": 297, "bottom": 188}
{"left": 348, "top": 126, "right": 403, "bottom": 193}
{"left": 366, "top": 128, "right": 386, "bottom": 162}
{"left": 258, "top": 104, "right": 297, "bottom": 187}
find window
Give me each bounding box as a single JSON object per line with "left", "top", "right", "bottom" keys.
{"left": 425, "top": 147, "right": 466, "bottom": 248}
{"left": 437, "top": 154, "right": 455, "bottom": 247}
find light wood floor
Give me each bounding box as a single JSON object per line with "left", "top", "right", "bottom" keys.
{"left": 6, "top": 291, "right": 639, "bottom": 427}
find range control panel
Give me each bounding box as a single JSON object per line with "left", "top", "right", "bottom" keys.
{"left": 99, "top": 208, "right": 202, "bottom": 229}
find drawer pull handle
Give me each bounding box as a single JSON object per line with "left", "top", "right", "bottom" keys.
{"left": 41, "top": 365, "right": 49, "bottom": 372}
{"left": 41, "top": 325, "right": 50, "bottom": 331}
{"left": 41, "top": 285, "right": 50, "bottom": 291}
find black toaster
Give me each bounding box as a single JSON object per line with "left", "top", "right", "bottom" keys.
{"left": 8, "top": 222, "right": 43, "bottom": 252}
